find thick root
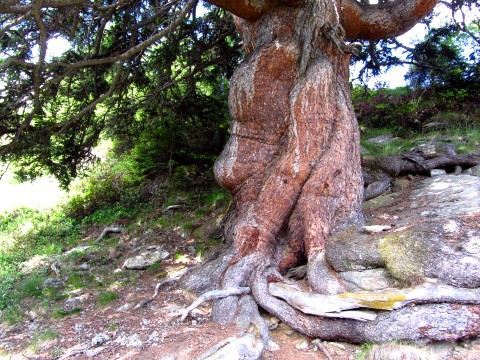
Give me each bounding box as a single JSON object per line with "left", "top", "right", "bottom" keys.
{"left": 181, "top": 287, "right": 250, "bottom": 322}
{"left": 307, "top": 251, "right": 346, "bottom": 295}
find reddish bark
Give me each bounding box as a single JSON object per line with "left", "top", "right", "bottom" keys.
{"left": 214, "top": 2, "right": 364, "bottom": 295}
{"left": 340, "top": 0, "right": 439, "bottom": 40}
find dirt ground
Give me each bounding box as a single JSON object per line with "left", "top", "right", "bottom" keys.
{"left": 0, "top": 268, "right": 361, "bottom": 360}
{"left": 2, "top": 175, "right": 480, "bottom": 359}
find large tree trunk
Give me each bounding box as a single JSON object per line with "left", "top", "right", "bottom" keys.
{"left": 213, "top": 0, "right": 364, "bottom": 296}
{"left": 182, "top": 0, "right": 363, "bottom": 321}
{"left": 178, "top": 0, "right": 480, "bottom": 349}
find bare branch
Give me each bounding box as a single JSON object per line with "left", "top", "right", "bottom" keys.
{"left": 205, "top": 0, "right": 301, "bottom": 21}
{"left": 0, "top": 0, "right": 88, "bottom": 14}
{"left": 270, "top": 282, "right": 480, "bottom": 321}
{"left": 341, "top": 0, "right": 440, "bottom": 40}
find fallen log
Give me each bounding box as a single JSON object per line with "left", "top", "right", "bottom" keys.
{"left": 362, "top": 152, "right": 480, "bottom": 178}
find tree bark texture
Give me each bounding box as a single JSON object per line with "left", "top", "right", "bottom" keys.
{"left": 213, "top": 1, "right": 364, "bottom": 296}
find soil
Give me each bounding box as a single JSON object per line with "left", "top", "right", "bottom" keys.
{"left": 1, "top": 175, "right": 480, "bottom": 359}
{"left": 0, "top": 266, "right": 359, "bottom": 360}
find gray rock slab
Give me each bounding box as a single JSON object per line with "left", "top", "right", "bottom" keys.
{"left": 339, "top": 268, "right": 399, "bottom": 292}
{"left": 409, "top": 175, "right": 480, "bottom": 219}
{"left": 123, "top": 246, "right": 169, "bottom": 270}
{"left": 464, "top": 164, "right": 480, "bottom": 176}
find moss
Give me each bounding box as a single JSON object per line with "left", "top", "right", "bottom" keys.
{"left": 378, "top": 231, "right": 426, "bottom": 286}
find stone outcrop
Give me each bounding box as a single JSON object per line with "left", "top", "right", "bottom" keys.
{"left": 328, "top": 174, "right": 480, "bottom": 290}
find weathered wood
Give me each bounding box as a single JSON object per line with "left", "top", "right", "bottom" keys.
{"left": 269, "top": 282, "right": 480, "bottom": 321}
{"left": 96, "top": 226, "right": 124, "bottom": 241}
{"left": 181, "top": 287, "right": 251, "bottom": 321}
{"left": 363, "top": 153, "right": 480, "bottom": 178}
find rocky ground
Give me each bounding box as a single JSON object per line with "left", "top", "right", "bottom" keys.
{"left": 2, "top": 171, "right": 480, "bottom": 359}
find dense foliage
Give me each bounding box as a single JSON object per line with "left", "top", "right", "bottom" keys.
{"left": 0, "top": 1, "right": 241, "bottom": 188}
{"left": 353, "top": 0, "right": 480, "bottom": 90}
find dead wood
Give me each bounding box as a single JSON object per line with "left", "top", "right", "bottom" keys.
{"left": 96, "top": 226, "right": 124, "bottom": 241}
{"left": 362, "top": 152, "right": 480, "bottom": 178}
{"left": 269, "top": 282, "right": 480, "bottom": 320}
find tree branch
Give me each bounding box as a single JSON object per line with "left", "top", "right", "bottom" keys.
{"left": 49, "top": 0, "right": 196, "bottom": 69}
{"left": 205, "top": 0, "right": 300, "bottom": 21}
{"left": 341, "top": 0, "right": 440, "bottom": 40}
{"left": 0, "top": 0, "right": 88, "bottom": 14}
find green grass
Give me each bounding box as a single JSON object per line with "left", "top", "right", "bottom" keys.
{"left": 355, "top": 343, "right": 374, "bottom": 360}
{"left": 29, "top": 328, "right": 58, "bottom": 354}
{"left": 0, "top": 207, "right": 82, "bottom": 322}
{"left": 19, "top": 272, "right": 47, "bottom": 298}
{"left": 361, "top": 138, "right": 415, "bottom": 156}
{"left": 96, "top": 290, "right": 119, "bottom": 307}
{"left": 52, "top": 307, "right": 81, "bottom": 319}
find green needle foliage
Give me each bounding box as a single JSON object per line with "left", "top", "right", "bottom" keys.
{"left": 0, "top": 1, "right": 241, "bottom": 188}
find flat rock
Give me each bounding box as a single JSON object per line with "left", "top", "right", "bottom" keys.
{"left": 363, "top": 225, "right": 392, "bottom": 234}
{"left": 339, "top": 268, "right": 398, "bottom": 292}
{"left": 331, "top": 175, "right": 480, "bottom": 288}
{"left": 123, "top": 246, "right": 169, "bottom": 270}
{"left": 409, "top": 175, "right": 480, "bottom": 219}
{"left": 379, "top": 175, "right": 480, "bottom": 287}
{"left": 464, "top": 164, "right": 480, "bottom": 176}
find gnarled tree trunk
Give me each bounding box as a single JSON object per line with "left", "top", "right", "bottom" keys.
{"left": 213, "top": 1, "right": 364, "bottom": 296}
{"left": 178, "top": 0, "right": 480, "bottom": 351}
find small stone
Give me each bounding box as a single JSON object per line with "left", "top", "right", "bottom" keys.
{"left": 363, "top": 225, "right": 391, "bottom": 234}
{"left": 430, "top": 169, "right": 447, "bottom": 177}
{"left": 267, "top": 340, "right": 280, "bottom": 351}
{"left": 77, "top": 262, "right": 90, "bottom": 271}
{"left": 85, "top": 347, "right": 104, "bottom": 357}
{"left": 43, "top": 278, "right": 64, "bottom": 288}
{"left": 28, "top": 322, "right": 39, "bottom": 332}
{"left": 115, "top": 333, "right": 143, "bottom": 348}
{"left": 117, "top": 303, "right": 132, "bottom": 312}
{"left": 464, "top": 165, "right": 480, "bottom": 176}
{"left": 296, "top": 340, "right": 309, "bottom": 350}
{"left": 266, "top": 316, "right": 280, "bottom": 330}
{"left": 123, "top": 246, "right": 169, "bottom": 270}
{"left": 91, "top": 333, "right": 110, "bottom": 347}
{"left": 454, "top": 165, "right": 463, "bottom": 175}
{"left": 74, "top": 324, "right": 86, "bottom": 333}
{"left": 63, "top": 294, "right": 87, "bottom": 311}
{"left": 148, "top": 331, "right": 159, "bottom": 343}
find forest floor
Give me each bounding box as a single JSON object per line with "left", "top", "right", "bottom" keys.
{"left": 2, "top": 176, "right": 480, "bottom": 360}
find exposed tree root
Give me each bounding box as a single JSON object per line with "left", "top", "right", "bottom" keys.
{"left": 182, "top": 255, "right": 480, "bottom": 359}
{"left": 96, "top": 226, "right": 124, "bottom": 241}
{"left": 269, "top": 282, "right": 480, "bottom": 318}
{"left": 181, "top": 287, "right": 251, "bottom": 321}
{"left": 184, "top": 290, "right": 269, "bottom": 360}
{"left": 311, "top": 339, "right": 334, "bottom": 360}
{"left": 135, "top": 271, "right": 187, "bottom": 309}
{"left": 363, "top": 152, "right": 480, "bottom": 178}
{"left": 362, "top": 151, "right": 480, "bottom": 200}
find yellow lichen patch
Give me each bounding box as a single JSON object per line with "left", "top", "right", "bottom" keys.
{"left": 338, "top": 292, "right": 407, "bottom": 310}
{"left": 378, "top": 232, "right": 426, "bottom": 286}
